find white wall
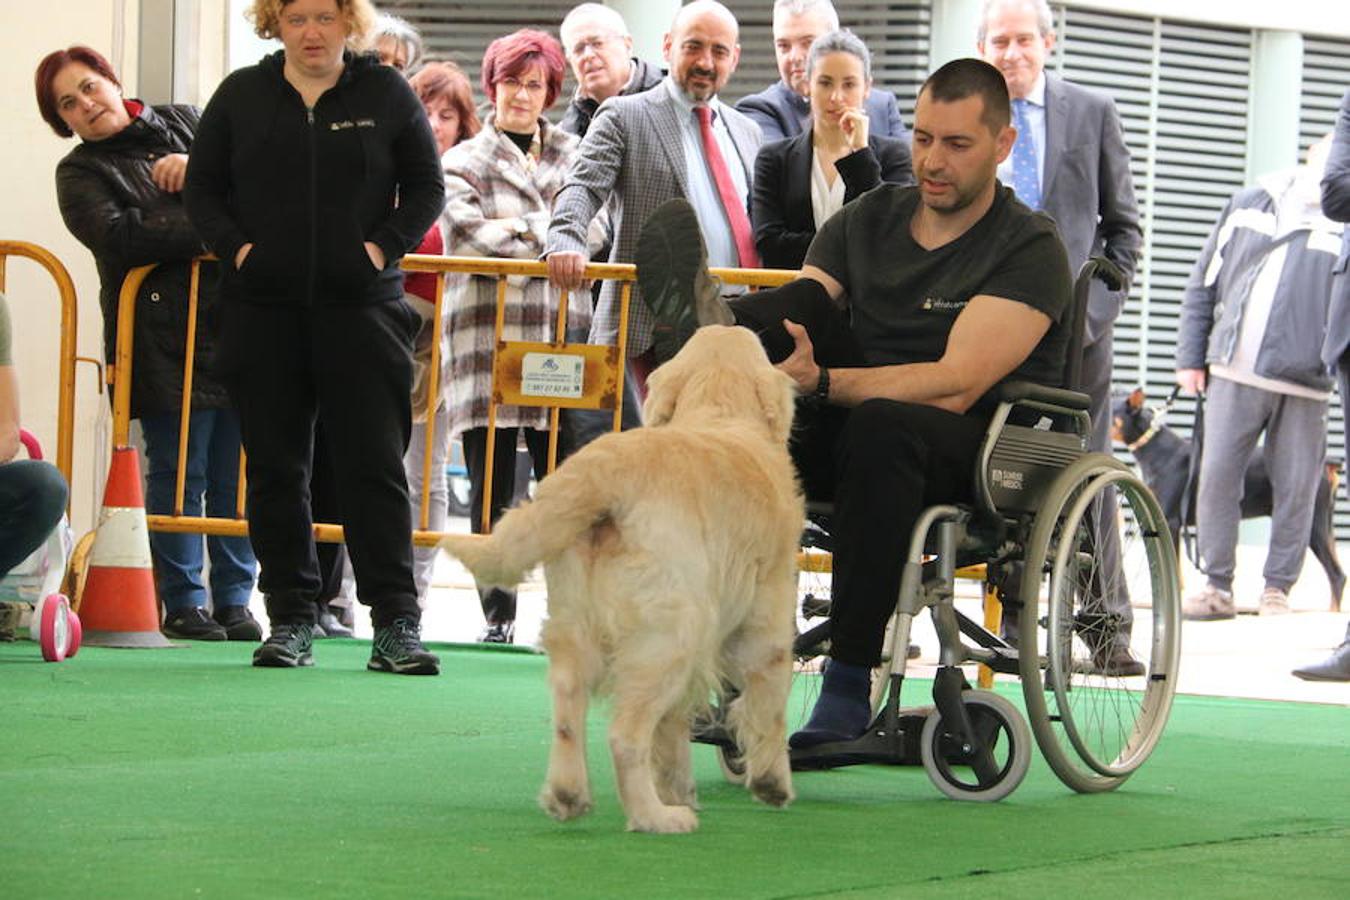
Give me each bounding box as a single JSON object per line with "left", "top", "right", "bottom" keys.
{"left": 1, "top": 0, "right": 138, "bottom": 534}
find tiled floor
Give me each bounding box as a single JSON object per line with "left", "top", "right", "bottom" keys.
{"left": 331, "top": 521, "right": 1348, "bottom": 708}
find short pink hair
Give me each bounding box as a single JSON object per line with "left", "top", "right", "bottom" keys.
{"left": 480, "top": 29, "right": 566, "bottom": 110}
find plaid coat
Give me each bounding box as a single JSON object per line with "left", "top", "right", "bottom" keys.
{"left": 441, "top": 114, "right": 592, "bottom": 436}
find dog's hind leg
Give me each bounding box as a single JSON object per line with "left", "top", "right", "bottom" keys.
{"left": 652, "top": 712, "right": 698, "bottom": 809}
{"left": 609, "top": 645, "right": 700, "bottom": 834}
{"left": 727, "top": 579, "right": 796, "bottom": 808}
{"left": 1308, "top": 467, "right": 1345, "bottom": 612}
{"left": 538, "top": 621, "right": 597, "bottom": 822}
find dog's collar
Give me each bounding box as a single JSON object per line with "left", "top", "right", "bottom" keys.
{"left": 1127, "top": 423, "right": 1163, "bottom": 452}
{"left": 1124, "top": 385, "right": 1182, "bottom": 453}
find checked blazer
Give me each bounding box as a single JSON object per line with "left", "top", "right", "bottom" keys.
{"left": 545, "top": 81, "right": 763, "bottom": 356}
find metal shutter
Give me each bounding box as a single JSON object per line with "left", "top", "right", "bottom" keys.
{"left": 1050, "top": 7, "right": 1253, "bottom": 474}
{"left": 1300, "top": 35, "right": 1350, "bottom": 538}
{"left": 379, "top": 0, "right": 581, "bottom": 108}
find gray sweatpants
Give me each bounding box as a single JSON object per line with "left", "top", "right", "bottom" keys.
{"left": 1196, "top": 376, "right": 1328, "bottom": 593}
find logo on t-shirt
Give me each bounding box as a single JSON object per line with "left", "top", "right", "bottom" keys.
{"left": 922, "top": 296, "right": 966, "bottom": 312}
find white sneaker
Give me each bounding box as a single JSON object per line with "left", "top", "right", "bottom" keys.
{"left": 1182, "top": 584, "right": 1235, "bottom": 621}
{"left": 1258, "top": 587, "right": 1291, "bottom": 615}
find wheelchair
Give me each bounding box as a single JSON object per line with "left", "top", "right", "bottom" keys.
{"left": 695, "top": 259, "right": 1182, "bottom": 801}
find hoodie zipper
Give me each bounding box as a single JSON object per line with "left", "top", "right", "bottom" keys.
{"left": 306, "top": 105, "right": 317, "bottom": 306}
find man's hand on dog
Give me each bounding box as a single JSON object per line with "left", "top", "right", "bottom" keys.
{"left": 1176, "top": 367, "right": 1207, "bottom": 395}
{"left": 780, "top": 319, "right": 820, "bottom": 394}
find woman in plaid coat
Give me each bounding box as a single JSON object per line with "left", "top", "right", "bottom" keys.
{"left": 440, "top": 29, "right": 598, "bottom": 643}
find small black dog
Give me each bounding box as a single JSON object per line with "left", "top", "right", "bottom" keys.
{"left": 1113, "top": 388, "right": 1344, "bottom": 611}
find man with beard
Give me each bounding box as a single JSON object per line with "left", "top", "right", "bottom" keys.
{"left": 634, "top": 58, "right": 1073, "bottom": 745}
{"left": 545, "top": 0, "right": 762, "bottom": 391}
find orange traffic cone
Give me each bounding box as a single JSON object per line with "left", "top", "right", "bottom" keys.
{"left": 79, "top": 447, "right": 173, "bottom": 648}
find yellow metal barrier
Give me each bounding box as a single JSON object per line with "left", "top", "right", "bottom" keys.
{"left": 112, "top": 252, "right": 1003, "bottom": 660}
{"left": 0, "top": 240, "right": 83, "bottom": 491}
{"left": 111, "top": 255, "right": 798, "bottom": 547}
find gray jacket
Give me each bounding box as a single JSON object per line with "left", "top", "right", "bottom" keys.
{"left": 1178, "top": 169, "right": 1345, "bottom": 391}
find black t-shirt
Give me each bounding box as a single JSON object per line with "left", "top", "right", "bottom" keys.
{"left": 803, "top": 182, "right": 1073, "bottom": 406}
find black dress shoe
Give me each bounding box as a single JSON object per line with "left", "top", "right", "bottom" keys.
{"left": 1292, "top": 642, "right": 1350, "bottom": 682}
{"left": 162, "top": 607, "right": 227, "bottom": 641}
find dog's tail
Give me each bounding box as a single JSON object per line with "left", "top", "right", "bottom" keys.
{"left": 439, "top": 459, "right": 615, "bottom": 588}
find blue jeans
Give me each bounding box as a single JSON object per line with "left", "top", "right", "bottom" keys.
{"left": 0, "top": 459, "right": 68, "bottom": 575}
{"left": 140, "top": 409, "right": 257, "bottom": 612}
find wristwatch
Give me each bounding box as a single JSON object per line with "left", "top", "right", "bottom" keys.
{"left": 813, "top": 367, "right": 830, "bottom": 404}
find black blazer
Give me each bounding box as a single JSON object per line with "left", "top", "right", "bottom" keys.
{"left": 752, "top": 130, "right": 913, "bottom": 270}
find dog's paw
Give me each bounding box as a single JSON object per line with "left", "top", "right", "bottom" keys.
{"left": 539, "top": 784, "right": 593, "bottom": 822}
{"left": 748, "top": 774, "right": 794, "bottom": 808}
{"left": 656, "top": 778, "right": 699, "bottom": 810}
{"left": 626, "top": 805, "right": 699, "bottom": 834}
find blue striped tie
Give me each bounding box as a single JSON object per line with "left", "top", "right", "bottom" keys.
{"left": 1010, "top": 99, "right": 1041, "bottom": 209}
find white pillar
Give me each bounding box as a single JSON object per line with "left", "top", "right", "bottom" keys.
{"left": 929, "top": 0, "right": 983, "bottom": 70}
{"left": 609, "top": 0, "right": 679, "bottom": 64}
{"left": 1245, "top": 30, "right": 1303, "bottom": 182}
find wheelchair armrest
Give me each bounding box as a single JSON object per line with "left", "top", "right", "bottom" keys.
{"left": 995, "top": 381, "right": 1091, "bottom": 413}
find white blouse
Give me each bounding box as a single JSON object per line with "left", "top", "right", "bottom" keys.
{"left": 810, "top": 147, "right": 847, "bottom": 229}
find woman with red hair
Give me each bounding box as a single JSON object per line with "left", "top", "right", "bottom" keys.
{"left": 440, "top": 29, "right": 599, "bottom": 644}
{"left": 402, "top": 60, "right": 479, "bottom": 607}
{"left": 35, "top": 45, "right": 259, "bottom": 643}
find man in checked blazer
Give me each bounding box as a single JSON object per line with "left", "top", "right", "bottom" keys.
{"left": 978, "top": 0, "right": 1144, "bottom": 673}
{"left": 545, "top": 0, "right": 762, "bottom": 388}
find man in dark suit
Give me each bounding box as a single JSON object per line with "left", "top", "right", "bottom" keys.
{"left": 978, "top": 0, "right": 1143, "bottom": 673}
{"left": 546, "top": 0, "right": 762, "bottom": 386}
{"left": 1300, "top": 86, "right": 1350, "bottom": 682}
{"left": 735, "top": 0, "right": 908, "bottom": 144}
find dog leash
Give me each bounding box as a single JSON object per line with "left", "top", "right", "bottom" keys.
{"left": 1126, "top": 385, "right": 1182, "bottom": 452}
{"left": 1179, "top": 388, "right": 1205, "bottom": 569}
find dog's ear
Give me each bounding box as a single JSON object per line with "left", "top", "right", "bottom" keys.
{"left": 755, "top": 367, "right": 798, "bottom": 444}
{"left": 642, "top": 361, "right": 683, "bottom": 426}
{"left": 1128, "top": 387, "right": 1146, "bottom": 411}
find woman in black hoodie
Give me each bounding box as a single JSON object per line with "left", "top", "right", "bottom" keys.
{"left": 37, "top": 45, "right": 260, "bottom": 644}
{"left": 184, "top": 0, "right": 445, "bottom": 673}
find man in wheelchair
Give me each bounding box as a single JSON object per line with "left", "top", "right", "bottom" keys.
{"left": 639, "top": 57, "right": 1120, "bottom": 749}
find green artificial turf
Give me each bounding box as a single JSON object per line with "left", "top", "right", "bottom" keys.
{"left": 1, "top": 640, "right": 1345, "bottom": 899}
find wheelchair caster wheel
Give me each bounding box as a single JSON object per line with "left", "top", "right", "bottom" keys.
{"left": 33, "top": 593, "right": 79, "bottom": 663}
{"left": 919, "top": 690, "right": 1031, "bottom": 802}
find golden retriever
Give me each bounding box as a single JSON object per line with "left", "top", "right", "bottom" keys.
{"left": 440, "top": 325, "right": 804, "bottom": 833}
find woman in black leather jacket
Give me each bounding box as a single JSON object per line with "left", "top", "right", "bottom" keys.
{"left": 36, "top": 44, "right": 259, "bottom": 643}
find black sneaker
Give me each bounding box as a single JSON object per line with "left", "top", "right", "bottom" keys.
{"left": 163, "top": 607, "right": 228, "bottom": 641}
{"left": 369, "top": 618, "right": 440, "bottom": 675}
{"left": 213, "top": 605, "right": 263, "bottom": 642}
{"left": 636, "top": 198, "right": 733, "bottom": 362}
{"left": 314, "top": 601, "right": 354, "bottom": 639}
{"left": 252, "top": 624, "right": 315, "bottom": 667}
{"left": 478, "top": 620, "right": 516, "bottom": 644}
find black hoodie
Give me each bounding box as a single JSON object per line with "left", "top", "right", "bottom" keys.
{"left": 184, "top": 50, "right": 444, "bottom": 307}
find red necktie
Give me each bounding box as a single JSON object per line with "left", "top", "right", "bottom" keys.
{"left": 694, "top": 106, "right": 760, "bottom": 268}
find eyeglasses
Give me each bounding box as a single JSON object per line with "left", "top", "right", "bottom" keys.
{"left": 499, "top": 76, "right": 547, "bottom": 95}
{"left": 569, "top": 34, "right": 620, "bottom": 58}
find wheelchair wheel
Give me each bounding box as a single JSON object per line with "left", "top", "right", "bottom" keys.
{"left": 919, "top": 690, "right": 1031, "bottom": 802}
{"left": 1018, "top": 455, "right": 1182, "bottom": 793}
